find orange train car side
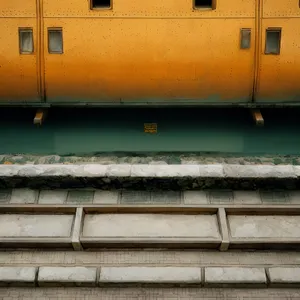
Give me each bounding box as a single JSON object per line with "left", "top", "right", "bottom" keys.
{"left": 1, "top": 0, "right": 300, "bottom": 107}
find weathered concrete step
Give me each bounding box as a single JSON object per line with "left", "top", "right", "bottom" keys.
{"left": 1, "top": 164, "right": 300, "bottom": 189}
{"left": 0, "top": 266, "right": 299, "bottom": 288}
{"left": 81, "top": 213, "right": 221, "bottom": 248}
{"left": 2, "top": 287, "right": 300, "bottom": 300}
{"left": 2, "top": 250, "right": 300, "bottom": 266}
{"left": 0, "top": 210, "right": 299, "bottom": 250}
{"left": 2, "top": 188, "right": 300, "bottom": 206}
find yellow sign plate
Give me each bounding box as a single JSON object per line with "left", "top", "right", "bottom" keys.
{"left": 144, "top": 123, "right": 157, "bottom": 133}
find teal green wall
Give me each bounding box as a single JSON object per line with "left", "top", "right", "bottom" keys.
{"left": 0, "top": 108, "right": 299, "bottom": 156}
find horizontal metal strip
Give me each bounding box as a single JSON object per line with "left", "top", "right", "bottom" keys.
{"left": 0, "top": 16, "right": 255, "bottom": 19}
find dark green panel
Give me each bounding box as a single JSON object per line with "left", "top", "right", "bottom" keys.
{"left": 0, "top": 107, "right": 299, "bottom": 156}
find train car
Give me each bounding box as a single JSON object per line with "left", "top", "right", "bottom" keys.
{"left": 0, "top": 0, "right": 300, "bottom": 107}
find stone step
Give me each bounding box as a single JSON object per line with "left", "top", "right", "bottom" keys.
{"left": 0, "top": 163, "right": 299, "bottom": 190}
{"left": 0, "top": 210, "right": 299, "bottom": 250}
{"left": 0, "top": 266, "right": 299, "bottom": 288}
{"left": 2, "top": 250, "right": 300, "bottom": 299}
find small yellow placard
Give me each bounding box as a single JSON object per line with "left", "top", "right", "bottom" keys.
{"left": 144, "top": 123, "right": 157, "bottom": 134}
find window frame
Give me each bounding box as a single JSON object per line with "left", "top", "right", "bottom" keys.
{"left": 90, "top": 0, "right": 112, "bottom": 10}
{"left": 193, "top": 0, "right": 216, "bottom": 10}
{"left": 264, "top": 28, "right": 282, "bottom": 55}
{"left": 48, "top": 28, "right": 64, "bottom": 54}
{"left": 240, "top": 28, "right": 251, "bottom": 50}
{"left": 19, "top": 28, "right": 34, "bottom": 55}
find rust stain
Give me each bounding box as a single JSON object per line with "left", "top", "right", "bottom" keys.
{"left": 144, "top": 123, "right": 157, "bottom": 134}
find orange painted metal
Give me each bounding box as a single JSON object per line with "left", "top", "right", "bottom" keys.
{"left": 42, "top": 0, "right": 255, "bottom": 103}
{"left": 1, "top": 0, "right": 300, "bottom": 105}
{"left": 43, "top": 17, "right": 255, "bottom": 103}
{"left": 0, "top": 1, "right": 40, "bottom": 102}
{"left": 255, "top": 1, "right": 300, "bottom": 103}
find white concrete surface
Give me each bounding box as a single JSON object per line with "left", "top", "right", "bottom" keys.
{"left": 269, "top": 267, "right": 300, "bottom": 285}
{"left": 106, "top": 165, "right": 131, "bottom": 177}
{"left": 228, "top": 215, "right": 300, "bottom": 239}
{"left": 99, "top": 267, "right": 201, "bottom": 284}
{"left": 0, "top": 267, "right": 36, "bottom": 286}
{"left": 224, "top": 165, "right": 296, "bottom": 178}
{"left": 38, "top": 267, "right": 97, "bottom": 286}
{"left": 131, "top": 165, "right": 200, "bottom": 177}
{"left": 82, "top": 214, "right": 220, "bottom": 240}
{"left": 0, "top": 163, "right": 299, "bottom": 179}
{"left": 205, "top": 267, "right": 266, "bottom": 286}
{"left": 0, "top": 214, "right": 74, "bottom": 237}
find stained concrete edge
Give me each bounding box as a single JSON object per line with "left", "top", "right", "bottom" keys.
{"left": 0, "top": 266, "right": 298, "bottom": 287}
{"left": 0, "top": 164, "right": 299, "bottom": 189}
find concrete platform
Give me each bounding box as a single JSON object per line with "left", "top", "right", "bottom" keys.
{"left": 0, "top": 163, "right": 299, "bottom": 189}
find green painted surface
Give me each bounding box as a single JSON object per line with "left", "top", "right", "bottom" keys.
{"left": 0, "top": 108, "right": 300, "bottom": 156}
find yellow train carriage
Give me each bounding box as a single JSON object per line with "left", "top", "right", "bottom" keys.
{"left": 0, "top": 0, "right": 299, "bottom": 106}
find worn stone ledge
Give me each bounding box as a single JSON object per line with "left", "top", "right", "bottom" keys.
{"left": 0, "top": 164, "right": 299, "bottom": 189}
{"left": 268, "top": 267, "right": 300, "bottom": 287}
{"left": 205, "top": 267, "right": 267, "bottom": 287}
{"left": 1, "top": 266, "right": 299, "bottom": 288}
{"left": 0, "top": 211, "right": 299, "bottom": 250}
{"left": 0, "top": 267, "right": 36, "bottom": 287}
{"left": 38, "top": 267, "right": 97, "bottom": 287}
{"left": 99, "top": 267, "right": 201, "bottom": 286}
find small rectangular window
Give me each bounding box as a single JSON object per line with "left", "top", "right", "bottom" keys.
{"left": 48, "top": 29, "right": 63, "bottom": 54}
{"left": 240, "top": 29, "right": 251, "bottom": 49}
{"left": 194, "top": 0, "right": 215, "bottom": 9}
{"left": 91, "top": 0, "right": 111, "bottom": 9}
{"left": 265, "top": 29, "right": 281, "bottom": 55}
{"left": 19, "top": 29, "right": 33, "bottom": 54}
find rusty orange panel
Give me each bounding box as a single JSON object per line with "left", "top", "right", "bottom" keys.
{"left": 263, "top": 0, "right": 300, "bottom": 18}
{"left": 256, "top": 19, "right": 300, "bottom": 103}
{"left": 44, "top": 18, "right": 255, "bottom": 103}
{"left": 0, "top": 19, "right": 40, "bottom": 102}
{"left": 0, "top": 0, "right": 36, "bottom": 17}
{"left": 43, "top": 0, "right": 255, "bottom": 18}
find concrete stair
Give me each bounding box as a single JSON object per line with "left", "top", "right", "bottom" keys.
{"left": 0, "top": 163, "right": 300, "bottom": 298}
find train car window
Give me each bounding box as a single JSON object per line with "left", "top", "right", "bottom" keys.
{"left": 48, "top": 29, "right": 63, "bottom": 54}
{"left": 194, "top": 0, "right": 216, "bottom": 9}
{"left": 240, "top": 29, "right": 251, "bottom": 49}
{"left": 265, "top": 29, "right": 281, "bottom": 55}
{"left": 19, "top": 29, "right": 34, "bottom": 54}
{"left": 91, "top": 0, "right": 111, "bottom": 9}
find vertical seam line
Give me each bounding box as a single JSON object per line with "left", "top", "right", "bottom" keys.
{"left": 252, "top": 0, "right": 262, "bottom": 103}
